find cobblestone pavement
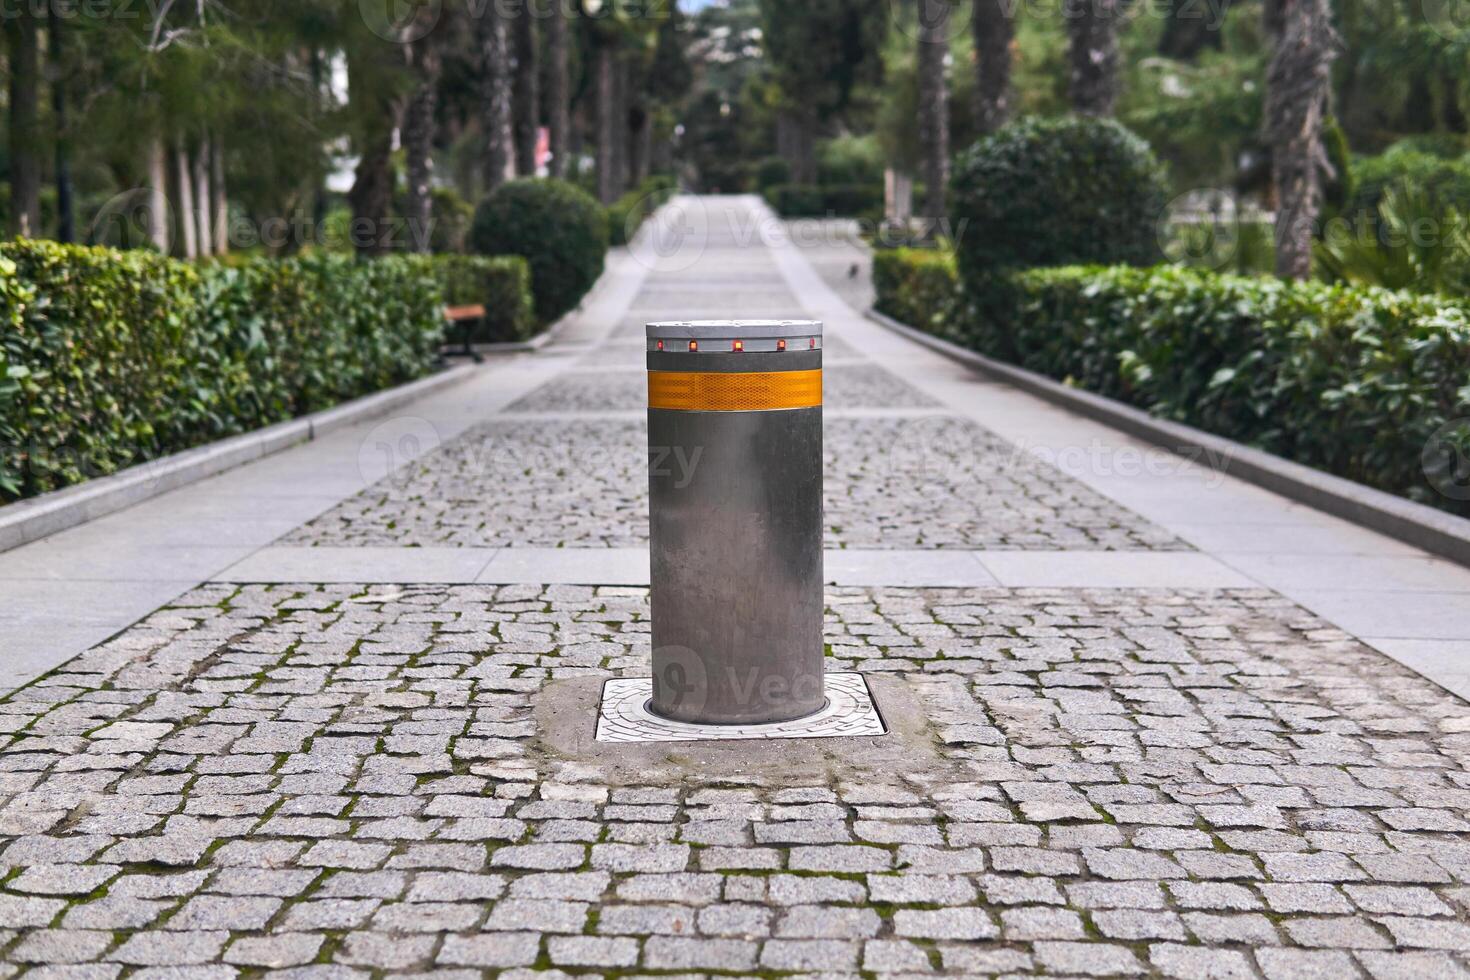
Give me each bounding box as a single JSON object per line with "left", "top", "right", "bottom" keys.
{"left": 286, "top": 415, "right": 1183, "bottom": 550}
{"left": 5, "top": 584, "right": 1470, "bottom": 977}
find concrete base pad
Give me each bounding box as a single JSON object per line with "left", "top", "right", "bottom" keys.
{"left": 595, "top": 672, "right": 887, "bottom": 743}
{"left": 533, "top": 673, "right": 958, "bottom": 786}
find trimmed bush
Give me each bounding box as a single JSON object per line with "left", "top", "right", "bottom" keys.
{"left": 764, "top": 183, "right": 884, "bottom": 218}
{"left": 754, "top": 156, "right": 791, "bottom": 190}
{"left": 0, "top": 241, "right": 444, "bottom": 502}
{"left": 430, "top": 254, "right": 536, "bottom": 343}
{"left": 950, "top": 116, "right": 1168, "bottom": 288}
{"left": 872, "top": 248, "right": 1470, "bottom": 515}
{"left": 608, "top": 175, "right": 678, "bottom": 247}
{"left": 1342, "top": 144, "right": 1470, "bottom": 221}
{"left": 872, "top": 247, "right": 960, "bottom": 338}
{"left": 471, "top": 178, "right": 607, "bottom": 323}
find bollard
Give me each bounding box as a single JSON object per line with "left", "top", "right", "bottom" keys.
{"left": 645, "top": 320, "right": 825, "bottom": 725}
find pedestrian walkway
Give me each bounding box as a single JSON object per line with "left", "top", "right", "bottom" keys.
{"left": 3, "top": 196, "right": 1470, "bottom": 977}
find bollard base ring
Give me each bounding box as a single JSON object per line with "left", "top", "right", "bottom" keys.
{"left": 595, "top": 673, "right": 887, "bottom": 744}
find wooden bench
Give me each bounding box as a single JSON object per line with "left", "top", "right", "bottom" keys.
{"left": 445, "top": 304, "right": 487, "bottom": 362}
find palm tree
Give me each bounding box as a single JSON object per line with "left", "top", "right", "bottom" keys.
{"left": 476, "top": 0, "right": 514, "bottom": 191}
{"left": 6, "top": 7, "right": 42, "bottom": 236}
{"left": 512, "top": 6, "right": 539, "bottom": 176}
{"left": 917, "top": 0, "right": 951, "bottom": 227}
{"left": 1066, "top": 0, "right": 1124, "bottom": 115}
{"left": 404, "top": 27, "right": 441, "bottom": 253}
{"left": 547, "top": 1, "right": 571, "bottom": 178}
{"left": 973, "top": 0, "right": 1014, "bottom": 134}
{"left": 1265, "top": 0, "right": 1338, "bottom": 279}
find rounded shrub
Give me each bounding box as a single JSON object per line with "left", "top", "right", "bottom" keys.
{"left": 471, "top": 178, "right": 607, "bottom": 323}
{"left": 950, "top": 116, "right": 1167, "bottom": 288}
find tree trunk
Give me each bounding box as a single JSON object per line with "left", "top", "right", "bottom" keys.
{"left": 49, "top": 7, "right": 74, "bottom": 242}
{"left": 917, "top": 0, "right": 951, "bottom": 227}
{"left": 348, "top": 130, "right": 396, "bottom": 256}
{"left": 1158, "top": 0, "right": 1230, "bottom": 59}
{"left": 1066, "top": 0, "right": 1124, "bottom": 116}
{"left": 547, "top": 0, "right": 570, "bottom": 178}
{"left": 145, "top": 136, "right": 170, "bottom": 253}
{"left": 193, "top": 144, "right": 213, "bottom": 257}
{"left": 973, "top": 0, "right": 1014, "bottom": 134}
{"left": 477, "top": 1, "right": 514, "bottom": 191}
{"left": 1265, "top": 0, "right": 1338, "bottom": 280}
{"left": 777, "top": 110, "right": 817, "bottom": 184}
{"left": 405, "top": 37, "right": 441, "bottom": 253}
{"left": 629, "top": 105, "right": 651, "bottom": 185}
{"left": 512, "top": 5, "right": 539, "bottom": 176}
{"left": 595, "top": 43, "right": 618, "bottom": 203}
{"left": 612, "top": 54, "right": 630, "bottom": 194}
{"left": 211, "top": 133, "right": 228, "bottom": 254}
{"left": 6, "top": 8, "right": 42, "bottom": 237}
{"left": 175, "top": 144, "right": 198, "bottom": 259}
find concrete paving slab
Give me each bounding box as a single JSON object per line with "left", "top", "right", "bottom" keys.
{"left": 974, "top": 551, "right": 1256, "bottom": 589}
{"left": 215, "top": 546, "right": 499, "bottom": 583}
{"left": 1225, "top": 553, "right": 1470, "bottom": 593}
{"left": 476, "top": 548, "right": 651, "bottom": 586}
{"left": 1279, "top": 589, "right": 1470, "bottom": 640}
{"left": 823, "top": 550, "right": 997, "bottom": 587}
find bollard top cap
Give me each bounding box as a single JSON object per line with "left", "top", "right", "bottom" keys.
{"left": 646, "top": 319, "right": 822, "bottom": 341}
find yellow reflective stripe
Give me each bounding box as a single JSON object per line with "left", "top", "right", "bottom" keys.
{"left": 648, "top": 369, "right": 823, "bottom": 411}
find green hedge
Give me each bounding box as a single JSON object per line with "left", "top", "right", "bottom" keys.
{"left": 873, "top": 249, "right": 1470, "bottom": 515}
{"left": 1, "top": 241, "right": 444, "bottom": 502}
{"left": 763, "top": 183, "right": 884, "bottom": 219}
{"left": 872, "top": 247, "right": 961, "bottom": 338}
{"left": 430, "top": 254, "right": 536, "bottom": 343}
{"left": 471, "top": 178, "right": 607, "bottom": 323}
{"left": 951, "top": 116, "right": 1167, "bottom": 287}
{"left": 608, "top": 175, "right": 678, "bottom": 247}
{"left": 1342, "top": 145, "right": 1470, "bottom": 222}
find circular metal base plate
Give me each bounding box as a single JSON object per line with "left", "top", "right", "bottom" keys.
{"left": 595, "top": 673, "right": 887, "bottom": 743}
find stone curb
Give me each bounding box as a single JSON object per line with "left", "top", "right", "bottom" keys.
{"left": 0, "top": 362, "right": 481, "bottom": 555}
{"left": 866, "top": 306, "right": 1470, "bottom": 569}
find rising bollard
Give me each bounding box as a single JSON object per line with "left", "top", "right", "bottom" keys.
{"left": 645, "top": 320, "right": 825, "bottom": 725}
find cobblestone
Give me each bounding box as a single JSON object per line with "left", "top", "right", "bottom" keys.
{"left": 286, "top": 414, "right": 1184, "bottom": 550}
{"left": 3, "top": 583, "right": 1470, "bottom": 975}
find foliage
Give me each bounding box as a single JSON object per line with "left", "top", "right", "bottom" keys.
{"left": 950, "top": 115, "right": 1169, "bottom": 288}
{"left": 429, "top": 255, "right": 536, "bottom": 343}
{"left": 818, "top": 135, "right": 885, "bottom": 186}
{"left": 470, "top": 179, "right": 608, "bottom": 323}
{"left": 430, "top": 188, "right": 476, "bottom": 255}
{"left": 763, "top": 184, "right": 885, "bottom": 218}
{"left": 1318, "top": 185, "right": 1470, "bottom": 295}
{"left": 1341, "top": 145, "right": 1470, "bottom": 223}
{"left": 757, "top": 0, "right": 889, "bottom": 122}
{"left": 608, "top": 175, "right": 679, "bottom": 246}
{"left": 0, "top": 240, "right": 444, "bottom": 502}
{"left": 754, "top": 158, "right": 792, "bottom": 190}
{"left": 872, "top": 247, "right": 960, "bottom": 338}
{"left": 872, "top": 248, "right": 1470, "bottom": 515}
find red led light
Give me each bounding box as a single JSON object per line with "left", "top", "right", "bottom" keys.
{"left": 809, "top": 337, "right": 817, "bottom": 349}
{"left": 777, "top": 339, "right": 787, "bottom": 351}
{"left": 688, "top": 340, "right": 698, "bottom": 352}
{"left": 656, "top": 339, "right": 664, "bottom": 351}
{"left": 732, "top": 340, "right": 744, "bottom": 352}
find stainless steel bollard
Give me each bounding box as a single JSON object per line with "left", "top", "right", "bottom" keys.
{"left": 646, "top": 320, "right": 824, "bottom": 725}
